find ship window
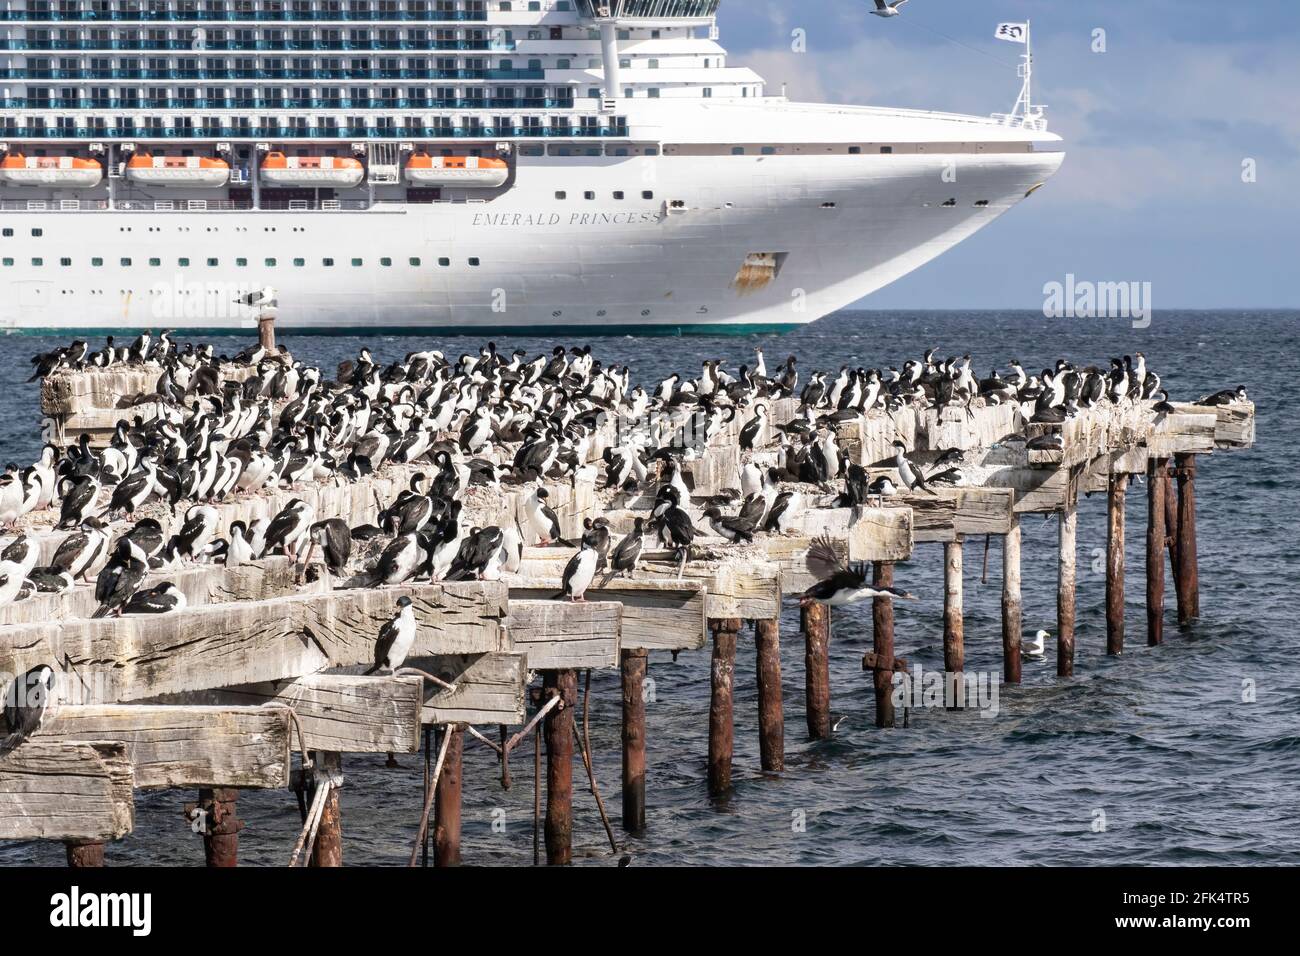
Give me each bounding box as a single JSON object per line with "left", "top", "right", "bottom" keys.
{"left": 731, "top": 147, "right": 744, "bottom": 155}
{"left": 294, "top": 258, "right": 306, "bottom": 267}
{"left": 150, "top": 258, "right": 162, "bottom": 267}
{"left": 584, "top": 191, "right": 595, "bottom": 200}
{"left": 975, "top": 200, "right": 990, "bottom": 207}
{"left": 120, "top": 257, "right": 131, "bottom": 266}
{"left": 31, "top": 258, "right": 43, "bottom": 266}
{"left": 380, "top": 257, "right": 392, "bottom": 266}
{"left": 555, "top": 191, "right": 567, "bottom": 199}
{"left": 266, "top": 258, "right": 277, "bottom": 266}
{"left": 613, "top": 191, "right": 624, "bottom": 200}
{"left": 1, "top": 229, "right": 11, "bottom": 237}
{"left": 91, "top": 257, "right": 103, "bottom": 267}
{"left": 352, "top": 258, "right": 363, "bottom": 266}
{"left": 642, "top": 190, "right": 654, "bottom": 199}
{"left": 880, "top": 146, "right": 893, "bottom": 154}
{"left": 761, "top": 146, "right": 776, "bottom": 155}
{"left": 849, "top": 146, "right": 862, "bottom": 154}
{"left": 468, "top": 257, "right": 480, "bottom": 266}
{"left": 323, "top": 258, "right": 334, "bottom": 266}
{"left": 438, "top": 257, "right": 450, "bottom": 266}
{"left": 237, "top": 257, "right": 248, "bottom": 267}
{"left": 61, "top": 257, "right": 72, "bottom": 266}
{"left": 1, "top": 258, "right": 10, "bottom": 266}
{"left": 32, "top": 228, "right": 43, "bottom": 237}
{"left": 409, "top": 257, "right": 421, "bottom": 266}
{"left": 208, "top": 257, "right": 219, "bottom": 266}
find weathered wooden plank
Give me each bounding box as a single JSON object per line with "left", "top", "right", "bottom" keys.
{"left": 37, "top": 705, "right": 291, "bottom": 789}
{"left": 419, "top": 653, "right": 528, "bottom": 725}
{"left": 789, "top": 506, "right": 914, "bottom": 561}
{"left": 0, "top": 741, "right": 134, "bottom": 842}
{"left": 0, "top": 557, "right": 320, "bottom": 626}
{"left": 923, "top": 402, "right": 1025, "bottom": 453}
{"left": 836, "top": 406, "right": 921, "bottom": 467}
{"left": 507, "top": 577, "right": 707, "bottom": 651}
{"left": 0, "top": 581, "right": 508, "bottom": 704}
{"left": 506, "top": 599, "right": 621, "bottom": 669}
{"left": 150, "top": 674, "right": 424, "bottom": 755}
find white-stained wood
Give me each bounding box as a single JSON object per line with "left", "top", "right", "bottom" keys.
{"left": 0, "top": 741, "right": 134, "bottom": 842}
{"left": 36, "top": 704, "right": 291, "bottom": 789}
{"left": 0, "top": 556, "right": 320, "bottom": 626}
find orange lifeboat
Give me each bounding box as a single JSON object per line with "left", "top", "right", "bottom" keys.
{"left": 0, "top": 153, "right": 103, "bottom": 188}
{"left": 125, "top": 153, "right": 230, "bottom": 187}
{"left": 404, "top": 153, "right": 508, "bottom": 188}
{"left": 260, "top": 151, "right": 365, "bottom": 188}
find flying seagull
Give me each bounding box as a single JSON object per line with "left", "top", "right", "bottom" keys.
{"left": 870, "top": 0, "right": 910, "bottom": 17}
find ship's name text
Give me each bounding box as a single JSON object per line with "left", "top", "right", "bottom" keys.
{"left": 471, "top": 211, "right": 665, "bottom": 228}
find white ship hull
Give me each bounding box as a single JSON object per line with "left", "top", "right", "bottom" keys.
{"left": 0, "top": 145, "right": 1062, "bottom": 333}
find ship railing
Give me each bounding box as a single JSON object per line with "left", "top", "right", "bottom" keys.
{"left": 0, "top": 197, "right": 496, "bottom": 213}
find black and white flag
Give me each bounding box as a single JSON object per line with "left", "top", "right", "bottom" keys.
{"left": 994, "top": 22, "right": 1029, "bottom": 44}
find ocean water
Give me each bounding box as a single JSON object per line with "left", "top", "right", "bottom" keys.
{"left": 1, "top": 309, "right": 1296, "bottom": 867}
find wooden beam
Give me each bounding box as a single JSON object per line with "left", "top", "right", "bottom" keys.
{"left": 507, "top": 576, "right": 706, "bottom": 652}
{"left": 420, "top": 653, "right": 528, "bottom": 726}
{"left": 36, "top": 705, "right": 291, "bottom": 789}
{"left": 0, "top": 581, "right": 508, "bottom": 704}
{"left": 506, "top": 600, "right": 622, "bottom": 670}
{"left": 154, "top": 674, "right": 425, "bottom": 755}
{"left": 0, "top": 742, "right": 134, "bottom": 842}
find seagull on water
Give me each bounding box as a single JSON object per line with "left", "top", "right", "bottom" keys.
{"left": 1023, "top": 630, "right": 1049, "bottom": 661}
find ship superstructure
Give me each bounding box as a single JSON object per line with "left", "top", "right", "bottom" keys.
{"left": 0, "top": 0, "right": 1064, "bottom": 331}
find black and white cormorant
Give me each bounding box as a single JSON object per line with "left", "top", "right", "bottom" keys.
{"left": 123, "top": 582, "right": 188, "bottom": 615}
{"left": 365, "top": 596, "right": 417, "bottom": 675}
{"left": 799, "top": 536, "right": 919, "bottom": 608}
{"left": 2, "top": 665, "right": 56, "bottom": 753}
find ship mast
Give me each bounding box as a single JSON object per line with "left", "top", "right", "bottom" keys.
{"left": 994, "top": 20, "right": 1048, "bottom": 131}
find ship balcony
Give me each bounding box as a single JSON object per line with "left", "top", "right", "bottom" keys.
{"left": 0, "top": 66, "right": 547, "bottom": 81}
{"left": 0, "top": 96, "right": 578, "bottom": 110}
{"left": 0, "top": 123, "right": 629, "bottom": 140}
{"left": 0, "top": 12, "right": 492, "bottom": 23}
{"left": 0, "top": 38, "right": 514, "bottom": 51}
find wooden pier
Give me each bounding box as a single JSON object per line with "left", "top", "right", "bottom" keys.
{"left": 1, "top": 348, "right": 1256, "bottom": 865}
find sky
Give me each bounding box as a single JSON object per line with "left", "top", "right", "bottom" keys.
{"left": 716, "top": 0, "right": 1299, "bottom": 309}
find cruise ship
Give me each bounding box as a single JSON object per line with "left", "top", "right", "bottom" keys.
{"left": 0, "top": 0, "right": 1065, "bottom": 333}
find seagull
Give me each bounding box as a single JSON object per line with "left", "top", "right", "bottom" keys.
{"left": 235, "top": 285, "right": 277, "bottom": 309}
{"left": 1023, "top": 630, "right": 1049, "bottom": 661}
{"left": 869, "top": 0, "right": 909, "bottom": 17}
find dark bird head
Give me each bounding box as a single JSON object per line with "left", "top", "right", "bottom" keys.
{"left": 396, "top": 596, "right": 413, "bottom": 609}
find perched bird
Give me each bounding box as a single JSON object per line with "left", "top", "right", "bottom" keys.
{"left": 309, "top": 518, "right": 353, "bottom": 576}
{"left": 92, "top": 539, "right": 149, "bottom": 618}
{"left": 800, "top": 536, "right": 918, "bottom": 607}
{"left": 123, "top": 582, "right": 188, "bottom": 615}
{"left": 365, "top": 596, "right": 416, "bottom": 675}
{"left": 525, "top": 486, "right": 570, "bottom": 546}
{"left": 1, "top": 665, "right": 57, "bottom": 753}
{"left": 892, "top": 440, "right": 935, "bottom": 495}
{"left": 557, "top": 536, "right": 598, "bottom": 603}
{"left": 610, "top": 518, "right": 645, "bottom": 577}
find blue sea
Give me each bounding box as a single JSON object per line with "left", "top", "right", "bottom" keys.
{"left": 1, "top": 310, "right": 1296, "bottom": 866}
